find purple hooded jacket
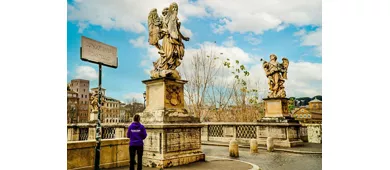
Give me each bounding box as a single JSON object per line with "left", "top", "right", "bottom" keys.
{"left": 127, "top": 122, "right": 147, "bottom": 146}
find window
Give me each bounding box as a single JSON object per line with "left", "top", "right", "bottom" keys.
{"left": 84, "top": 89, "right": 85, "bottom": 92}
{"left": 304, "top": 114, "right": 307, "bottom": 118}
{"left": 308, "top": 115, "right": 311, "bottom": 118}
{"left": 77, "top": 89, "right": 78, "bottom": 92}
{"left": 81, "top": 94, "right": 83, "bottom": 98}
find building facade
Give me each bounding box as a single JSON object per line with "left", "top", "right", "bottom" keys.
{"left": 119, "top": 103, "right": 126, "bottom": 123}
{"left": 103, "top": 97, "right": 121, "bottom": 123}
{"left": 70, "top": 79, "right": 90, "bottom": 123}
{"left": 67, "top": 84, "right": 79, "bottom": 124}
{"left": 292, "top": 98, "right": 322, "bottom": 123}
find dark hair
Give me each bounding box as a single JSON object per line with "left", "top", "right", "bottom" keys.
{"left": 133, "top": 114, "right": 140, "bottom": 122}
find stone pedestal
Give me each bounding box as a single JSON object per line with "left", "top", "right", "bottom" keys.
{"left": 263, "top": 98, "right": 290, "bottom": 117}
{"left": 89, "top": 110, "right": 98, "bottom": 123}
{"left": 257, "top": 98, "right": 303, "bottom": 147}
{"left": 139, "top": 78, "right": 205, "bottom": 168}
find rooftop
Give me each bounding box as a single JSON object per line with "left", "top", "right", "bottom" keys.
{"left": 309, "top": 97, "right": 322, "bottom": 103}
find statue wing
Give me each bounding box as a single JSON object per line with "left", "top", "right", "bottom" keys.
{"left": 282, "top": 58, "right": 289, "bottom": 79}
{"left": 148, "top": 8, "right": 160, "bottom": 45}
{"left": 167, "top": 12, "right": 179, "bottom": 39}
{"left": 262, "top": 61, "right": 270, "bottom": 76}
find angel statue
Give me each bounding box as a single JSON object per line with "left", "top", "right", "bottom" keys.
{"left": 89, "top": 93, "right": 106, "bottom": 112}
{"left": 148, "top": 2, "right": 190, "bottom": 79}
{"left": 261, "top": 54, "right": 289, "bottom": 98}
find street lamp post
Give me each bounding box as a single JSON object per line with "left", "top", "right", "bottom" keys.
{"left": 143, "top": 91, "right": 146, "bottom": 109}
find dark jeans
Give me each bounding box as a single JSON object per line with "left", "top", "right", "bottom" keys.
{"left": 129, "top": 146, "right": 143, "bottom": 170}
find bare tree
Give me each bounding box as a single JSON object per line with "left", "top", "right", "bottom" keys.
{"left": 181, "top": 48, "right": 221, "bottom": 119}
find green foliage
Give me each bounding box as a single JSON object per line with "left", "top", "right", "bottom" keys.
{"left": 288, "top": 97, "right": 295, "bottom": 112}
{"left": 222, "top": 57, "right": 260, "bottom": 105}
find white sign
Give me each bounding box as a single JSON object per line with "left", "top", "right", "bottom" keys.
{"left": 81, "top": 36, "right": 118, "bottom": 68}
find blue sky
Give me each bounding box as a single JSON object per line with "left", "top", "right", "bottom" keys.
{"left": 67, "top": 0, "right": 322, "bottom": 103}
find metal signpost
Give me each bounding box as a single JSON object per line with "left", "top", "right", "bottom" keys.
{"left": 80, "top": 36, "right": 118, "bottom": 170}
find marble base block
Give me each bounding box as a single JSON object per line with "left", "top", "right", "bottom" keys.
{"left": 257, "top": 98, "right": 303, "bottom": 147}
{"left": 139, "top": 78, "right": 205, "bottom": 168}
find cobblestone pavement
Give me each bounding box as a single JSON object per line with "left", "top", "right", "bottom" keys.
{"left": 202, "top": 145, "right": 322, "bottom": 170}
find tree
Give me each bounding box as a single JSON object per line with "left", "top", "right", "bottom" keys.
{"left": 181, "top": 48, "right": 222, "bottom": 120}
{"left": 288, "top": 97, "right": 295, "bottom": 113}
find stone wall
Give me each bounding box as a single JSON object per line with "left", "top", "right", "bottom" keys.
{"left": 67, "top": 138, "right": 130, "bottom": 170}
{"left": 307, "top": 124, "right": 322, "bottom": 143}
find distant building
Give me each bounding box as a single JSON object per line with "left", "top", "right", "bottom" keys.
{"left": 119, "top": 103, "right": 126, "bottom": 123}
{"left": 292, "top": 97, "right": 322, "bottom": 123}
{"left": 69, "top": 79, "right": 90, "bottom": 123}
{"left": 67, "top": 84, "right": 79, "bottom": 124}
{"left": 103, "top": 96, "right": 121, "bottom": 123}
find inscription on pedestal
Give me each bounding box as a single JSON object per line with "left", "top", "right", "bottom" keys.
{"left": 144, "top": 130, "right": 160, "bottom": 152}
{"left": 288, "top": 127, "right": 298, "bottom": 139}
{"left": 165, "top": 128, "right": 201, "bottom": 153}
{"left": 266, "top": 100, "right": 282, "bottom": 117}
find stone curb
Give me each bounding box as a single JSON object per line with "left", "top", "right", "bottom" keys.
{"left": 206, "top": 156, "right": 260, "bottom": 170}
{"left": 202, "top": 142, "right": 322, "bottom": 154}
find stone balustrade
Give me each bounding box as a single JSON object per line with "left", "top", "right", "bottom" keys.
{"left": 67, "top": 138, "right": 130, "bottom": 170}
{"left": 201, "top": 122, "right": 322, "bottom": 145}
{"left": 68, "top": 122, "right": 321, "bottom": 145}
{"left": 67, "top": 123, "right": 129, "bottom": 141}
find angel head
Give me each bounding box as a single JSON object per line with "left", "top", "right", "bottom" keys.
{"left": 169, "top": 2, "right": 179, "bottom": 13}
{"left": 282, "top": 58, "right": 289, "bottom": 68}
{"left": 162, "top": 7, "right": 168, "bottom": 16}
{"left": 270, "top": 54, "right": 277, "bottom": 61}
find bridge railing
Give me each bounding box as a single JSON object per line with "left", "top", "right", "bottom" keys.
{"left": 201, "top": 122, "right": 321, "bottom": 144}
{"left": 67, "top": 122, "right": 321, "bottom": 144}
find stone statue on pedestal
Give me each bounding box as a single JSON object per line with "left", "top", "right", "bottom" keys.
{"left": 262, "top": 54, "right": 289, "bottom": 98}
{"left": 148, "top": 2, "right": 190, "bottom": 80}
{"left": 89, "top": 93, "right": 105, "bottom": 113}
{"left": 139, "top": 3, "right": 205, "bottom": 168}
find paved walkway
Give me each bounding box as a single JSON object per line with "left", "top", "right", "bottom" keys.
{"left": 202, "top": 145, "right": 322, "bottom": 170}
{"left": 107, "top": 144, "right": 322, "bottom": 170}
{"left": 108, "top": 156, "right": 254, "bottom": 170}
{"left": 202, "top": 141, "right": 322, "bottom": 154}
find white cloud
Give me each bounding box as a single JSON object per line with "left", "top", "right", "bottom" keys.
{"left": 123, "top": 92, "right": 144, "bottom": 103}
{"left": 129, "top": 36, "right": 148, "bottom": 48}
{"left": 74, "top": 65, "right": 98, "bottom": 80}
{"left": 276, "top": 23, "right": 289, "bottom": 32}
{"left": 180, "top": 26, "right": 193, "bottom": 38}
{"left": 177, "top": 42, "right": 322, "bottom": 99}
{"left": 67, "top": 0, "right": 207, "bottom": 33}
{"left": 77, "top": 21, "right": 89, "bottom": 33}
{"left": 244, "top": 34, "right": 261, "bottom": 45}
{"left": 294, "top": 29, "right": 306, "bottom": 36}
{"left": 297, "top": 28, "right": 322, "bottom": 57}
{"left": 222, "top": 36, "right": 235, "bottom": 47}
{"left": 199, "top": 0, "right": 321, "bottom": 34}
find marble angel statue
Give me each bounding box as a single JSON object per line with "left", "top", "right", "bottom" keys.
{"left": 262, "top": 54, "right": 289, "bottom": 98}
{"left": 148, "top": 2, "right": 190, "bottom": 79}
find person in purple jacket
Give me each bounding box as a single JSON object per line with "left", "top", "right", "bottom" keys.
{"left": 127, "top": 114, "right": 147, "bottom": 170}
